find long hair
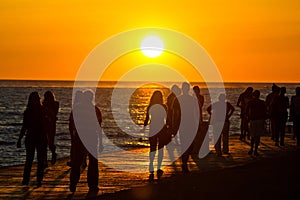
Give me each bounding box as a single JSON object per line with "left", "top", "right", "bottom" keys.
{"left": 149, "top": 91, "right": 163, "bottom": 107}
{"left": 43, "top": 91, "right": 56, "bottom": 104}
{"left": 27, "top": 92, "right": 41, "bottom": 110}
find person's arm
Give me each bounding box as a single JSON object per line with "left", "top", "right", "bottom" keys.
{"left": 237, "top": 95, "right": 242, "bottom": 107}
{"left": 55, "top": 101, "right": 59, "bottom": 119}
{"left": 95, "top": 107, "right": 103, "bottom": 152}
{"left": 143, "top": 106, "right": 150, "bottom": 127}
{"left": 207, "top": 104, "right": 212, "bottom": 115}
{"left": 17, "top": 111, "right": 27, "bottom": 148}
{"left": 227, "top": 102, "right": 235, "bottom": 119}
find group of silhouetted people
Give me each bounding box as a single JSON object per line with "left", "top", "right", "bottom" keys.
{"left": 237, "top": 84, "right": 300, "bottom": 155}
{"left": 17, "top": 83, "right": 300, "bottom": 191}
{"left": 17, "top": 89, "right": 102, "bottom": 194}
{"left": 17, "top": 91, "right": 59, "bottom": 187}
{"left": 143, "top": 82, "right": 236, "bottom": 180}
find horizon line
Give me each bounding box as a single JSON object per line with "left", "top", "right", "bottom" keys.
{"left": 0, "top": 78, "right": 299, "bottom": 84}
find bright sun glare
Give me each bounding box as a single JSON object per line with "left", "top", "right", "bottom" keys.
{"left": 140, "top": 36, "right": 164, "bottom": 58}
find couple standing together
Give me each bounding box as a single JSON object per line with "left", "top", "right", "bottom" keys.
{"left": 143, "top": 82, "right": 202, "bottom": 180}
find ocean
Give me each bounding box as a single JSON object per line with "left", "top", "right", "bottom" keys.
{"left": 0, "top": 80, "right": 298, "bottom": 167}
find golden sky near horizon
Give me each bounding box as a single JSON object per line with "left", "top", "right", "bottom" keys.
{"left": 0, "top": 0, "right": 300, "bottom": 82}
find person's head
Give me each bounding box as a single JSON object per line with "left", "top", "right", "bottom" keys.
{"left": 83, "top": 89, "right": 95, "bottom": 103}
{"left": 193, "top": 86, "right": 200, "bottom": 94}
{"left": 272, "top": 83, "right": 280, "bottom": 93}
{"left": 280, "top": 87, "right": 286, "bottom": 96}
{"left": 74, "top": 90, "right": 84, "bottom": 105}
{"left": 252, "top": 90, "right": 260, "bottom": 99}
{"left": 245, "top": 87, "right": 253, "bottom": 95}
{"left": 150, "top": 90, "right": 163, "bottom": 106}
{"left": 171, "top": 84, "right": 181, "bottom": 96}
{"left": 44, "top": 90, "right": 55, "bottom": 103}
{"left": 27, "top": 91, "right": 41, "bottom": 109}
{"left": 218, "top": 93, "right": 226, "bottom": 102}
{"left": 296, "top": 87, "right": 300, "bottom": 96}
{"left": 182, "top": 82, "right": 190, "bottom": 95}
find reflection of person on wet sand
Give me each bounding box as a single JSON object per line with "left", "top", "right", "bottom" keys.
{"left": 143, "top": 90, "right": 167, "bottom": 181}
{"left": 166, "top": 85, "right": 181, "bottom": 169}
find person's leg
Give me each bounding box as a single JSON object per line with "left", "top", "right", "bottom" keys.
{"left": 295, "top": 118, "right": 300, "bottom": 146}
{"left": 271, "top": 117, "right": 276, "bottom": 140}
{"left": 157, "top": 139, "right": 164, "bottom": 171}
{"left": 87, "top": 153, "right": 99, "bottom": 191}
{"left": 214, "top": 136, "right": 222, "bottom": 156}
{"left": 280, "top": 119, "right": 286, "bottom": 146}
{"left": 149, "top": 136, "right": 157, "bottom": 173}
{"left": 70, "top": 142, "right": 85, "bottom": 192}
{"left": 274, "top": 117, "right": 280, "bottom": 146}
{"left": 254, "top": 136, "right": 260, "bottom": 156}
{"left": 22, "top": 139, "right": 35, "bottom": 184}
{"left": 48, "top": 129, "right": 57, "bottom": 164}
{"left": 36, "top": 142, "right": 46, "bottom": 186}
{"left": 240, "top": 117, "right": 245, "bottom": 140}
{"left": 222, "top": 121, "right": 230, "bottom": 154}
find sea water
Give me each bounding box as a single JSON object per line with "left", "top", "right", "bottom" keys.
{"left": 0, "top": 80, "right": 298, "bottom": 167}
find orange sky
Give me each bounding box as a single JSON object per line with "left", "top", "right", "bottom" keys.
{"left": 0, "top": 0, "right": 299, "bottom": 82}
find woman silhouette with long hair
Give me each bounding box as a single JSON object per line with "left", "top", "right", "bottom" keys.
{"left": 17, "top": 92, "right": 47, "bottom": 187}
{"left": 143, "top": 90, "right": 167, "bottom": 181}
{"left": 43, "top": 90, "right": 59, "bottom": 165}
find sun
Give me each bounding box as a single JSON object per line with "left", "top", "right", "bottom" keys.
{"left": 140, "top": 36, "right": 164, "bottom": 58}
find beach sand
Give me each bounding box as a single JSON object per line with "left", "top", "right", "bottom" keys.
{"left": 0, "top": 133, "right": 299, "bottom": 199}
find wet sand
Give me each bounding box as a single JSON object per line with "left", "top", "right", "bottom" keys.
{"left": 0, "top": 133, "right": 299, "bottom": 199}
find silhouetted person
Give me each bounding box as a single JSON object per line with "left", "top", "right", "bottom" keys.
{"left": 266, "top": 83, "right": 280, "bottom": 140}
{"left": 17, "top": 92, "right": 47, "bottom": 187}
{"left": 193, "top": 86, "right": 204, "bottom": 123}
{"left": 192, "top": 85, "right": 205, "bottom": 155}
{"left": 143, "top": 90, "right": 167, "bottom": 180}
{"left": 177, "top": 82, "right": 199, "bottom": 172}
{"left": 246, "top": 90, "right": 266, "bottom": 156}
{"left": 67, "top": 91, "right": 87, "bottom": 168}
{"left": 271, "top": 87, "right": 289, "bottom": 146}
{"left": 237, "top": 87, "right": 253, "bottom": 141}
{"left": 69, "top": 90, "right": 102, "bottom": 193}
{"left": 43, "top": 90, "right": 59, "bottom": 166}
{"left": 166, "top": 85, "right": 181, "bottom": 165}
{"left": 290, "top": 87, "right": 300, "bottom": 146}
{"left": 207, "top": 94, "right": 234, "bottom": 156}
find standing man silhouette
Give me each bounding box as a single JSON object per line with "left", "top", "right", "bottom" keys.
{"left": 177, "top": 82, "right": 199, "bottom": 173}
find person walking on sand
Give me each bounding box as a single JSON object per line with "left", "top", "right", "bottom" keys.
{"left": 271, "top": 87, "right": 289, "bottom": 146}
{"left": 177, "top": 82, "right": 199, "bottom": 172}
{"left": 143, "top": 90, "right": 168, "bottom": 180}
{"left": 290, "top": 87, "right": 300, "bottom": 147}
{"left": 207, "top": 94, "right": 234, "bottom": 156}
{"left": 17, "top": 92, "right": 47, "bottom": 187}
{"left": 69, "top": 90, "right": 102, "bottom": 193}
{"left": 237, "top": 87, "right": 253, "bottom": 141}
{"left": 246, "top": 90, "right": 266, "bottom": 156}
{"left": 43, "top": 91, "right": 59, "bottom": 166}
